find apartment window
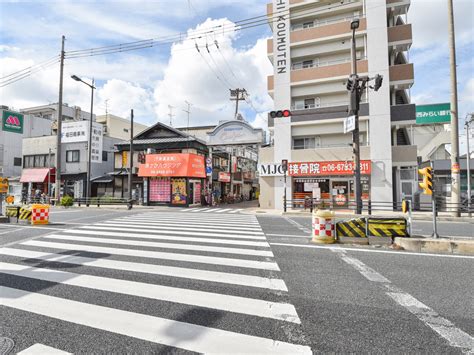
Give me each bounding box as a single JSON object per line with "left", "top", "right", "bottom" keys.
{"left": 302, "top": 60, "right": 314, "bottom": 68}
{"left": 34, "top": 155, "right": 45, "bottom": 167}
{"left": 293, "top": 137, "right": 316, "bottom": 150}
{"left": 24, "top": 156, "right": 35, "bottom": 168}
{"left": 66, "top": 150, "right": 80, "bottom": 163}
{"left": 303, "top": 21, "right": 314, "bottom": 29}
{"left": 102, "top": 151, "right": 108, "bottom": 162}
{"left": 13, "top": 157, "right": 22, "bottom": 166}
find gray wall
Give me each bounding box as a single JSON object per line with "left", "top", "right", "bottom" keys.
{"left": 0, "top": 110, "right": 52, "bottom": 177}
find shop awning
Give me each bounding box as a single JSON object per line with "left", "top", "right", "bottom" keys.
{"left": 20, "top": 168, "right": 50, "bottom": 183}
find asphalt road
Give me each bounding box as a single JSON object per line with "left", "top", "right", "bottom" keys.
{"left": 0, "top": 207, "right": 472, "bottom": 354}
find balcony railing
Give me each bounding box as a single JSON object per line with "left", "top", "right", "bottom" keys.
{"left": 292, "top": 100, "right": 368, "bottom": 111}
{"left": 291, "top": 15, "right": 363, "bottom": 32}
{"left": 291, "top": 56, "right": 366, "bottom": 71}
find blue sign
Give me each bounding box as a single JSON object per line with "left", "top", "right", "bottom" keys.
{"left": 206, "top": 166, "right": 213, "bottom": 175}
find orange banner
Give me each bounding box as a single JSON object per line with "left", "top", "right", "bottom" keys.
{"left": 138, "top": 153, "right": 206, "bottom": 178}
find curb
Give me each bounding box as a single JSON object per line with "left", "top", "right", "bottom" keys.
{"left": 394, "top": 237, "right": 474, "bottom": 255}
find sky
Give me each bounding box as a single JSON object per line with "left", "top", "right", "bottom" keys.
{"left": 0, "top": 0, "right": 473, "bottom": 137}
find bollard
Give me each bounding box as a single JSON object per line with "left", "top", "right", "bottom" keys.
{"left": 31, "top": 204, "right": 50, "bottom": 225}
{"left": 311, "top": 209, "right": 336, "bottom": 244}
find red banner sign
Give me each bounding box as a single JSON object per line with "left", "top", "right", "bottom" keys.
{"left": 288, "top": 160, "right": 371, "bottom": 176}
{"left": 138, "top": 153, "right": 205, "bottom": 178}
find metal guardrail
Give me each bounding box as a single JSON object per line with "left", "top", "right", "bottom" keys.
{"left": 284, "top": 198, "right": 474, "bottom": 214}
{"left": 74, "top": 197, "right": 134, "bottom": 207}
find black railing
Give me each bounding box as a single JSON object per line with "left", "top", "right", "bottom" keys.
{"left": 74, "top": 197, "right": 133, "bottom": 207}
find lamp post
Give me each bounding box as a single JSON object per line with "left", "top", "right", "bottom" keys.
{"left": 71, "top": 75, "right": 95, "bottom": 203}
{"left": 466, "top": 114, "right": 473, "bottom": 216}
{"left": 350, "top": 18, "right": 362, "bottom": 214}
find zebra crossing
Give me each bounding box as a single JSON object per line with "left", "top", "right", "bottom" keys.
{"left": 0, "top": 211, "right": 311, "bottom": 354}
{"left": 180, "top": 206, "right": 245, "bottom": 214}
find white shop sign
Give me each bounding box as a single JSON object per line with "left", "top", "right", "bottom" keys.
{"left": 62, "top": 121, "right": 103, "bottom": 163}
{"left": 258, "top": 163, "right": 284, "bottom": 176}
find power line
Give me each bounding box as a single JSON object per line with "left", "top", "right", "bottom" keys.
{"left": 195, "top": 43, "right": 230, "bottom": 90}
{"left": 0, "top": 59, "right": 59, "bottom": 87}
{"left": 0, "top": 55, "right": 59, "bottom": 80}
{"left": 204, "top": 42, "right": 234, "bottom": 89}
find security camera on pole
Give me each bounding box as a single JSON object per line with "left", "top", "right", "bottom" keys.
{"left": 346, "top": 18, "right": 383, "bottom": 214}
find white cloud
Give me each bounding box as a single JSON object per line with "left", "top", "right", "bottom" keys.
{"left": 153, "top": 18, "right": 273, "bottom": 128}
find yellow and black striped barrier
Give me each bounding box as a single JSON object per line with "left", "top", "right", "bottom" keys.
{"left": 367, "top": 218, "right": 408, "bottom": 238}
{"left": 336, "top": 218, "right": 367, "bottom": 238}
{"left": 5, "top": 206, "right": 19, "bottom": 218}
{"left": 19, "top": 207, "right": 32, "bottom": 221}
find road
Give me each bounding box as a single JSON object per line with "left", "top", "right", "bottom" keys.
{"left": 0, "top": 207, "right": 473, "bottom": 354}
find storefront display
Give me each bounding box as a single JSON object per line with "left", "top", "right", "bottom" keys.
{"left": 149, "top": 177, "right": 170, "bottom": 202}
{"left": 171, "top": 178, "right": 187, "bottom": 205}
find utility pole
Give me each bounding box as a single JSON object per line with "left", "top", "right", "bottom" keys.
{"left": 230, "top": 88, "right": 247, "bottom": 120}
{"left": 350, "top": 21, "right": 362, "bottom": 215}
{"left": 168, "top": 105, "right": 175, "bottom": 127}
{"left": 86, "top": 78, "right": 95, "bottom": 204}
{"left": 55, "top": 35, "right": 65, "bottom": 204}
{"left": 128, "top": 109, "right": 134, "bottom": 210}
{"left": 183, "top": 101, "right": 192, "bottom": 150}
{"left": 447, "top": 0, "right": 460, "bottom": 216}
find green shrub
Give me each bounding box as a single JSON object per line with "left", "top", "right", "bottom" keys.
{"left": 60, "top": 195, "right": 74, "bottom": 207}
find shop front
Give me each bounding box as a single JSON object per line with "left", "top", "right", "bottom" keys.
{"left": 289, "top": 160, "right": 371, "bottom": 207}
{"left": 19, "top": 168, "right": 55, "bottom": 200}
{"left": 138, "top": 153, "right": 206, "bottom": 207}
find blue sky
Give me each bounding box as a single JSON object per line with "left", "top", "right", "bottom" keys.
{"left": 0, "top": 0, "right": 473, "bottom": 135}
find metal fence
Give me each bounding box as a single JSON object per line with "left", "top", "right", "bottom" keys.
{"left": 74, "top": 197, "right": 133, "bottom": 207}
{"left": 284, "top": 197, "right": 474, "bottom": 214}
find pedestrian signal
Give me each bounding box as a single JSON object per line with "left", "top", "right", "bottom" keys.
{"left": 418, "top": 167, "right": 433, "bottom": 195}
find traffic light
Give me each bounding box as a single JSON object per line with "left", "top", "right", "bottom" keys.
{"left": 418, "top": 167, "right": 433, "bottom": 195}
{"left": 373, "top": 74, "right": 383, "bottom": 91}
{"left": 270, "top": 110, "right": 291, "bottom": 118}
{"left": 281, "top": 159, "right": 288, "bottom": 173}
{"left": 346, "top": 74, "right": 358, "bottom": 92}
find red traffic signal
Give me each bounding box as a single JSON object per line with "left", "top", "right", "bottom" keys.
{"left": 270, "top": 110, "right": 291, "bottom": 118}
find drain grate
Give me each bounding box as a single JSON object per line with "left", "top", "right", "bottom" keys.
{"left": 0, "top": 337, "right": 14, "bottom": 355}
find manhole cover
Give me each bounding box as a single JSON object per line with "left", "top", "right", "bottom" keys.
{"left": 0, "top": 337, "right": 14, "bottom": 355}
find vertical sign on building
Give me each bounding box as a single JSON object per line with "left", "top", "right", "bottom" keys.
{"left": 90, "top": 122, "right": 103, "bottom": 163}
{"left": 2, "top": 110, "right": 24, "bottom": 134}
{"left": 272, "top": 0, "right": 292, "bottom": 210}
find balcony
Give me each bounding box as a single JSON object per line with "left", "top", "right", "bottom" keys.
{"left": 291, "top": 60, "right": 368, "bottom": 83}
{"left": 267, "top": 60, "right": 368, "bottom": 91}
{"left": 387, "top": 24, "right": 412, "bottom": 51}
{"left": 267, "top": 18, "right": 366, "bottom": 56}
{"left": 386, "top": 0, "right": 410, "bottom": 16}
{"left": 389, "top": 63, "right": 414, "bottom": 89}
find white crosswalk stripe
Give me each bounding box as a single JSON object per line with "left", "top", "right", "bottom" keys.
{"left": 0, "top": 212, "right": 311, "bottom": 354}
{"left": 178, "top": 207, "right": 246, "bottom": 214}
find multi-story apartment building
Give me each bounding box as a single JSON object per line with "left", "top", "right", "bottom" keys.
{"left": 96, "top": 114, "right": 148, "bottom": 141}
{"left": 260, "top": 0, "right": 417, "bottom": 209}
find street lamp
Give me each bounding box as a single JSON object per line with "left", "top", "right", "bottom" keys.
{"left": 71, "top": 74, "right": 96, "bottom": 204}
{"left": 466, "top": 113, "right": 473, "bottom": 216}
{"left": 350, "top": 18, "right": 362, "bottom": 214}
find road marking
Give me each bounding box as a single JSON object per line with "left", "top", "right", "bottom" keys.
{"left": 190, "top": 208, "right": 212, "bottom": 212}
{"left": 268, "top": 242, "right": 474, "bottom": 259}
{"left": 48, "top": 210, "right": 83, "bottom": 214}
{"left": 0, "top": 262, "right": 299, "bottom": 323}
{"left": 122, "top": 215, "right": 260, "bottom": 225}
{"left": 0, "top": 227, "right": 26, "bottom": 235}
{"left": 229, "top": 209, "right": 244, "bottom": 214}
{"left": 266, "top": 233, "right": 310, "bottom": 238}
{"left": 22, "top": 240, "right": 281, "bottom": 271}
{"left": 119, "top": 217, "right": 260, "bottom": 227}
{"left": 284, "top": 217, "right": 311, "bottom": 234}
{"left": 54, "top": 229, "right": 270, "bottom": 247}
{"left": 131, "top": 213, "right": 259, "bottom": 222}
{"left": 0, "top": 286, "right": 311, "bottom": 354}
{"left": 44, "top": 234, "right": 274, "bottom": 257}
{"left": 102, "top": 220, "right": 262, "bottom": 231}
{"left": 330, "top": 249, "right": 391, "bottom": 283}
{"left": 215, "top": 208, "right": 232, "bottom": 213}
{"left": 385, "top": 285, "right": 474, "bottom": 353}
{"left": 0, "top": 225, "right": 65, "bottom": 231}
{"left": 93, "top": 223, "right": 264, "bottom": 236}
{"left": 79, "top": 225, "right": 266, "bottom": 240}
{"left": 0, "top": 248, "right": 287, "bottom": 291}
{"left": 18, "top": 343, "right": 71, "bottom": 354}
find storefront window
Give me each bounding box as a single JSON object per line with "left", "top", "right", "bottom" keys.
{"left": 149, "top": 177, "right": 171, "bottom": 202}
